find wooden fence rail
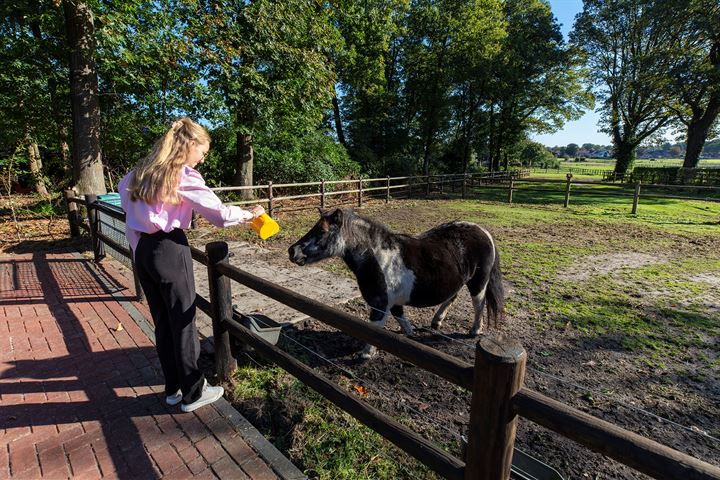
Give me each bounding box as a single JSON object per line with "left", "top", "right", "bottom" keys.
{"left": 66, "top": 193, "right": 720, "bottom": 480}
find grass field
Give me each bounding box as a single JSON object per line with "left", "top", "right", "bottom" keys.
{"left": 553, "top": 157, "right": 720, "bottom": 171}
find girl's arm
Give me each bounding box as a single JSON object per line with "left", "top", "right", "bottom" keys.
{"left": 178, "top": 167, "right": 255, "bottom": 227}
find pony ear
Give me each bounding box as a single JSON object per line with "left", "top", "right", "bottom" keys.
{"left": 317, "top": 207, "right": 327, "bottom": 216}
{"left": 330, "top": 208, "right": 343, "bottom": 223}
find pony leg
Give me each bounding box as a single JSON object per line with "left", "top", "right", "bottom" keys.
{"left": 390, "top": 305, "right": 414, "bottom": 337}
{"left": 469, "top": 285, "right": 488, "bottom": 336}
{"left": 431, "top": 294, "right": 458, "bottom": 330}
{"left": 360, "top": 306, "right": 388, "bottom": 359}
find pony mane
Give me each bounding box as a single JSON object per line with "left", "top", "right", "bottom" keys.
{"left": 340, "top": 209, "right": 398, "bottom": 248}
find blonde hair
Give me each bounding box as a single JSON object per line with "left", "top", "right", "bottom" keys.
{"left": 128, "top": 117, "right": 210, "bottom": 204}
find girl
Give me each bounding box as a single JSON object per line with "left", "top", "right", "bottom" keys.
{"left": 119, "top": 118, "right": 264, "bottom": 412}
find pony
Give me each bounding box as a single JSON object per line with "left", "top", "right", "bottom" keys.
{"left": 288, "top": 208, "right": 504, "bottom": 358}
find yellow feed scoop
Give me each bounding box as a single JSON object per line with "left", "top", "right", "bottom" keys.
{"left": 250, "top": 213, "right": 280, "bottom": 240}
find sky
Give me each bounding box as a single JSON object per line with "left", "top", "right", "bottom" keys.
{"left": 529, "top": 0, "right": 613, "bottom": 148}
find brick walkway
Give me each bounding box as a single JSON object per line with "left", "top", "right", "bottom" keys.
{"left": 0, "top": 248, "right": 303, "bottom": 479}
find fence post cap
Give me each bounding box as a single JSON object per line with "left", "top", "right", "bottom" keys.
{"left": 206, "top": 241, "right": 229, "bottom": 260}
{"left": 477, "top": 335, "right": 525, "bottom": 364}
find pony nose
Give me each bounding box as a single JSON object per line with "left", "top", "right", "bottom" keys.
{"left": 288, "top": 245, "right": 306, "bottom": 265}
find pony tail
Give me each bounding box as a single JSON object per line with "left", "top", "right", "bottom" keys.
{"left": 485, "top": 251, "right": 505, "bottom": 328}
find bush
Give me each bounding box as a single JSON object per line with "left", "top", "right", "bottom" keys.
{"left": 254, "top": 130, "right": 359, "bottom": 184}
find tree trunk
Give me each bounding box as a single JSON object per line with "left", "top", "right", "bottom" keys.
{"left": 27, "top": 140, "right": 49, "bottom": 197}
{"left": 683, "top": 96, "right": 720, "bottom": 168}
{"left": 234, "top": 132, "right": 254, "bottom": 201}
{"left": 422, "top": 126, "right": 434, "bottom": 176}
{"left": 64, "top": 0, "right": 105, "bottom": 195}
{"left": 613, "top": 140, "right": 636, "bottom": 175}
{"left": 332, "top": 89, "right": 346, "bottom": 146}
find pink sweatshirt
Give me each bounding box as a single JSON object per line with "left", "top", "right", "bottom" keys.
{"left": 118, "top": 166, "right": 253, "bottom": 251}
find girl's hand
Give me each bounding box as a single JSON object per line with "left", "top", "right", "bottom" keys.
{"left": 250, "top": 205, "right": 265, "bottom": 218}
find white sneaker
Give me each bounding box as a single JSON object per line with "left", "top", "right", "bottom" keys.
{"left": 180, "top": 379, "right": 224, "bottom": 413}
{"left": 165, "top": 389, "right": 182, "bottom": 406}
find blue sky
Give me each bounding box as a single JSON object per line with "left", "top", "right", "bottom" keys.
{"left": 530, "top": 0, "right": 613, "bottom": 147}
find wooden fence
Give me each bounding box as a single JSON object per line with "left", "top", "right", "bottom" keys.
{"left": 207, "top": 171, "right": 528, "bottom": 216}
{"left": 63, "top": 193, "right": 720, "bottom": 480}
{"left": 477, "top": 175, "right": 720, "bottom": 213}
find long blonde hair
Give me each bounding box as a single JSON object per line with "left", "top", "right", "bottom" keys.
{"left": 128, "top": 117, "right": 210, "bottom": 204}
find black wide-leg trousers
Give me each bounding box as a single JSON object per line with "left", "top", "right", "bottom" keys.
{"left": 134, "top": 228, "right": 204, "bottom": 404}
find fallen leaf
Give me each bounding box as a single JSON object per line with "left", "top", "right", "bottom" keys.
{"left": 418, "top": 402, "right": 430, "bottom": 411}
{"left": 114, "top": 322, "right": 124, "bottom": 332}
{"left": 353, "top": 385, "right": 367, "bottom": 396}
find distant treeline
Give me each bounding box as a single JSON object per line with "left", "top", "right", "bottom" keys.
{"left": 547, "top": 139, "right": 720, "bottom": 160}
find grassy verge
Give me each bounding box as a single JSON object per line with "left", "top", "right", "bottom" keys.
{"left": 230, "top": 364, "right": 437, "bottom": 480}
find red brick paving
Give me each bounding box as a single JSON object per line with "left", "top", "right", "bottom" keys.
{"left": 0, "top": 249, "right": 280, "bottom": 479}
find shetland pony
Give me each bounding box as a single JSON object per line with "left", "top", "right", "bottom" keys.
{"left": 288, "top": 208, "right": 504, "bottom": 358}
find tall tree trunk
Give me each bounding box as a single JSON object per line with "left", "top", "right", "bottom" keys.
{"left": 27, "top": 140, "right": 49, "bottom": 197}
{"left": 422, "top": 125, "right": 434, "bottom": 176}
{"left": 613, "top": 140, "right": 636, "bottom": 175}
{"left": 64, "top": 0, "right": 105, "bottom": 195}
{"left": 683, "top": 96, "right": 720, "bottom": 168}
{"left": 234, "top": 132, "right": 254, "bottom": 201}
{"left": 332, "top": 89, "right": 346, "bottom": 146}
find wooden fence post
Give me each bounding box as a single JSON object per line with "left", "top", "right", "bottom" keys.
{"left": 267, "top": 182, "right": 274, "bottom": 217}
{"left": 507, "top": 179, "right": 514, "bottom": 205}
{"left": 439, "top": 175, "right": 444, "bottom": 194}
{"left": 564, "top": 173, "right": 573, "bottom": 208}
{"left": 65, "top": 189, "right": 80, "bottom": 238}
{"left": 321, "top": 179, "right": 326, "bottom": 209}
{"left": 632, "top": 181, "right": 641, "bottom": 214}
{"left": 386, "top": 176, "right": 390, "bottom": 203}
{"left": 462, "top": 174, "right": 467, "bottom": 199}
{"left": 191, "top": 210, "right": 197, "bottom": 229}
{"left": 206, "top": 241, "right": 237, "bottom": 382}
{"left": 358, "top": 177, "right": 363, "bottom": 207}
{"left": 426, "top": 174, "right": 431, "bottom": 196}
{"left": 465, "top": 336, "right": 526, "bottom": 480}
{"left": 86, "top": 194, "right": 105, "bottom": 262}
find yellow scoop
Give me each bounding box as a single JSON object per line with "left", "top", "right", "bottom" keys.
{"left": 250, "top": 213, "right": 280, "bottom": 240}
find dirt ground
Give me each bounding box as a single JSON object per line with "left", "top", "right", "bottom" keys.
{"left": 227, "top": 200, "right": 720, "bottom": 479}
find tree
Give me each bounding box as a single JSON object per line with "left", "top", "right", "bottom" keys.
{"left": 565, "top": 143, "right": 579, "bottom": 156}
{"left": 484, "top": 0, "right": 591, "bottom": 171}
{"left": 190, "top": 0, "right": 339, "bottom": 198}
{"left": 657, "top": 0, "right": 720, "bottom": 168}
{"left": 64, "top": 0, "right": 105, "bottom": 194}
{"left": 572, "top": 0, "right": 677, "bottom": 175}
{"left": 0, "top": 1, "right": 70, "bottom": 196}
{"left": 330, "top": 0, "right": 408, "bottom": 168}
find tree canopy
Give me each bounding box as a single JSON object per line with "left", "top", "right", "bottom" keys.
{"left": 2, "top": 0, "right": 717, "bottom": 195}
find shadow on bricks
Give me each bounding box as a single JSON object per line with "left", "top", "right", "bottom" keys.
{"left": 0, "top": 249, "right": 196, "bottom": 479}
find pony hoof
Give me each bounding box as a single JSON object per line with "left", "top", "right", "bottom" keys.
{"left": 469, "top": 328, "right": 482, "bottom": 337}
{"left": 359, "top": 346, "right": 378, "bottom": 360}
{"left": 430, "top": 322, "right": 441, "bottom": 330}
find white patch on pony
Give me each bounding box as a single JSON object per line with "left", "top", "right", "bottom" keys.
{"left": 394, "top": 314, "right": 415, "bottom": 336}
{"left": 375, "top": 245, "right": 416, "bottom": 307}
{"left": 477, "top": 226, "right": 496, "bottom": 266}
{"left": 470, "top": 285, "right": 488, "bottom": 335}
